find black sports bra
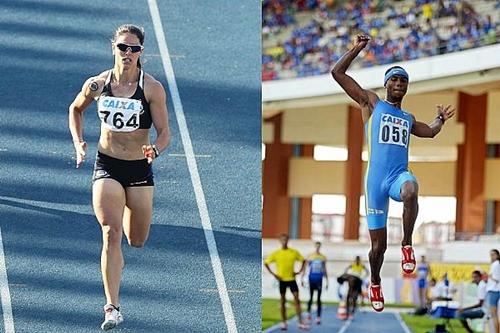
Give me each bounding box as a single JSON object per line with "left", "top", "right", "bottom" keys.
{"left": 97, "top": 70, "right": 152, "bottom": 132}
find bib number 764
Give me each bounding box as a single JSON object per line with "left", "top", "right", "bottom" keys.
{"left": 98, "top": 97, "right": 142, "bottom": 132}
{"left": 99, "top": 111, "right": 138, "bottom": 130}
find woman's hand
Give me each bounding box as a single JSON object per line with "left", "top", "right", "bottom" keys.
{"left": 142, "top": 145, "right": 158, "bottom": 164}
{"left": 74, "top": 141, "right": 87, "bottom": 168}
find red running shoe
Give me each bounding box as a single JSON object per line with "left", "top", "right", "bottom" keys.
{"left": 369, "top": 284, "right": 385, "bottom": 312}
{"left": 401, "top": 245, "right": 416, "bottom": 274}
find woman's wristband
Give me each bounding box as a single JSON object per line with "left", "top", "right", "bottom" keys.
{"left": 152, "top": 146, "right": 160, "bottom": 158}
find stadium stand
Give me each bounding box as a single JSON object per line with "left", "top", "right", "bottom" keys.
{"left": 262, "top": 0, "right": 500, "bottom": 80}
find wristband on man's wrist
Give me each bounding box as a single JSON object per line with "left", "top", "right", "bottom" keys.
{"left": 437, "top": 115, "right": 445, "bottom": 124}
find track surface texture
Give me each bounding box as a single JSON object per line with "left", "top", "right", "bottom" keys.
{"left": 265, "top": 307, "right": 412, "bottom": 333}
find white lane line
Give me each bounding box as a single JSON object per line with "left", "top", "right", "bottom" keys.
{"left": 168, "top": 153, "right": 212, "bottom": 158}
{"left": 147, "top": 1, "right": 237, "bottom": 333}
{"left": 0, "top": 227, "right": 15, "bottom": 333}
{"left": 395, "top": 312, "right": 412, "bottom": 333}
{"left": 0, "top": 196, "right": 90, "bottom": 212}
{"left": 338, "top": 318, "right": 352, "bottom": 333}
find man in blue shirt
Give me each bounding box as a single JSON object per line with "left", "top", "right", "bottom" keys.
{"left": 302, "top": 242, "right": 328, "bottom": 325}
{"left": 331, "top": 34, "right": 455, "bottom": 312}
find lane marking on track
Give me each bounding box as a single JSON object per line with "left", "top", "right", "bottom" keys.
{"left": 0, "top": 227, "right": 15, "bottom": 333}
{"left": 338, "top": 318, "right": 352, "bottom": 333}
{"left": 200, "top": 288, "right": 246, "bottom": 293}
{"left": 147, "top": 1, "right": 237, "bottom": 332}
{"left": 395, "top": 312, "right": 412, "bottom": 333}
{"left": 0, "top": 196, "right": 91, "bottom": 216}
{"left": 168, "top": 153, "right": 212, "bottom": 158}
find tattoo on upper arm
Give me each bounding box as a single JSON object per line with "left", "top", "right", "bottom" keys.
{"left": 89, "top": 81, "right": 98, "bottom": 92}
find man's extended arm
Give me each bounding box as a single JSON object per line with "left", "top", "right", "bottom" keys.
{"left": 412, "top": 104, "right": 456, "bottom": 138}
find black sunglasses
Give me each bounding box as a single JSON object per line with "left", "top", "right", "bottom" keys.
{"left": 116, "top": 43, "right": 143, "bottom": 53}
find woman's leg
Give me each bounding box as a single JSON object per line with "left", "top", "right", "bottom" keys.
{"left": 93, "top": 179, "right": 126, "bottom": 306}
{"left": 122, "top": 186, "right": 154, "bottom": 247}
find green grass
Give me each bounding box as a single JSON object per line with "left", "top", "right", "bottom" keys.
{"left": 262, "top": 299, "right": 300, "bottom": 330}
{"left": 401, "top": 313, "right": 470, "bottom": 333}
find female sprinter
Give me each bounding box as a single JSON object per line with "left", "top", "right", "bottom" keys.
{"left": 68, "top": 24, "right": 170, "bottom": 330}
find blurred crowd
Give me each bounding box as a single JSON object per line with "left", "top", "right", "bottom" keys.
{"left": 262, "top": 0, "right": 500, "bottom": 81}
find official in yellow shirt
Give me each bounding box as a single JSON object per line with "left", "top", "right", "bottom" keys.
{"left": 264, "top": 234, "right": 309, "bottom": 331}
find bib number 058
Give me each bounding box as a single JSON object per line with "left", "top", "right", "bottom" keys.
{"left": 380, "top": 125, "right": 408, "bottom": 145}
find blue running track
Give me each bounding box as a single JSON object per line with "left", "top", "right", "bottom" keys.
{"left": 265, "top": 307, "right": 413, "bottom": 333}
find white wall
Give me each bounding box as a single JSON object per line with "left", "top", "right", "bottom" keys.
{"left": 441, "top": 236, "right": 500, "bottom": 263}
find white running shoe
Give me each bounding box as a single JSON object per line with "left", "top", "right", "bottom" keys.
{"left": 101, "top": 304, "right": 123, "bottom": 330}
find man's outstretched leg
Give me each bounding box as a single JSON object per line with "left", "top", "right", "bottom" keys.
{"left": 401, "top": 181, "right": 418, "bottom": 274}
{"left": 368, "top": 228, "right": 387, "bottom": 312}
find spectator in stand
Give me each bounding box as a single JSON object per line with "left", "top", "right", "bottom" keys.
{"left": 422, "top": 1, "right": 433, "bottom": 20}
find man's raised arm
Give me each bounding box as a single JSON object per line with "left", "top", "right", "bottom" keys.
{"left": 331, "top": 34, "right": 378, "bottom": 121}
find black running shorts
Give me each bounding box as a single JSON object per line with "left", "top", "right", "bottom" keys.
{"left": 93, "top": 151, "right": 154, "bottom": 188}
{"left": 279, "top": 280, "right": 299, "bottom": 294}
{"left": 309, "top": 279, "right": 323, "bottom": 291}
